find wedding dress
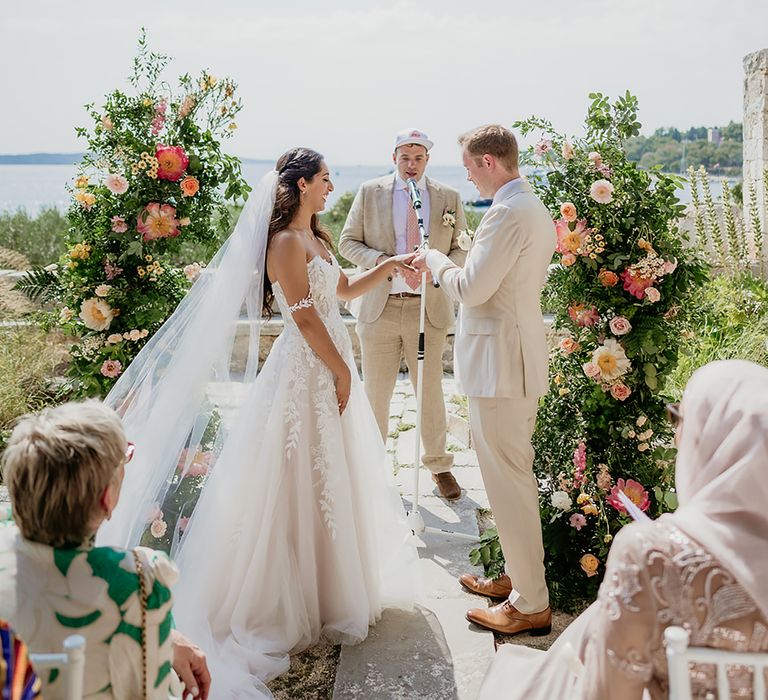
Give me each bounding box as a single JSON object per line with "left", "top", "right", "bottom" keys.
{"left": 96, "top": 171, "right": 417, "bottom": 698}
{"left": 171, "top": 253, "right": 417, "bottom": 697}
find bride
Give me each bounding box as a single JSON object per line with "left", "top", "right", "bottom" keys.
{"left": 97, "top": 148, "right": 419, "bottom": 698}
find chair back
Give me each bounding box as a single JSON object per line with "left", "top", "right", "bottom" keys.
{"left": 665, "top": 625, "right": 768, "bottom": 700}
{"left": 28, "top": 634, "right": 86, "bottom": 700}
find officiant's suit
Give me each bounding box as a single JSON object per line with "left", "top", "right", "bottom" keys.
{"left": 425, "top": 177, "right": 556, "bottom": 614}
{"left": 339, "top": 139, "right": 466, "bottom": 486}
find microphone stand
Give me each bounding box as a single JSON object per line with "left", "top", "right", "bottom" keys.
{"left": 405, "top": 195, "right": 476, "bottom": 543}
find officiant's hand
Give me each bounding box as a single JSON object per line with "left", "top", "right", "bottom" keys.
{"left": 411, "top": 251, "right": 430, "bottom": 274}
{"left": 335, "top": 365, "right": 351, "bottom": 415}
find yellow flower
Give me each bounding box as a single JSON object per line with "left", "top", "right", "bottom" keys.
{"left": 75, "top": 175, "right": 89, "bottom": 188}
{"left": 554, "top": 374, "right": 563, "bottom": 385}
{"left": 576, "top": 493, "right": 590, "bottom": 505}
{"left": 228, "top": 122, "right": 237, "bottom": 130}
{"left": 145, "top": 255, "right": 153, "bottom": 262}
{"left": 604, "top": 534, "right": 613, "bottom": 544}
{"left": 137, "top": 267, "right": 146, "bottom": 278}
{"left": 143, "top": 97, "right": 154, "bottom": 107}
{"left": 74, "top": 190, "right": 96, "bottom": 210}
{"left": 558, "top": 387, "right": 570, "bottom": 396}
{"left": 579, "top": 553, "right": 600, "bottom": 577}
{"left": 582, "top": 503, "right": 599, "bottom": 516}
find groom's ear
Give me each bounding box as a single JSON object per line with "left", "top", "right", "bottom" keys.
{"left": 482, "top": 154, "right": 494, "bottom": 170}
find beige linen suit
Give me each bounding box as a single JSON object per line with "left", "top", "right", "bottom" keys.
{"left": 339, "top": 174, "right": 466, "bottom": 473}
{"left": 426, "top": 177, "right": 556, "bottom": 613}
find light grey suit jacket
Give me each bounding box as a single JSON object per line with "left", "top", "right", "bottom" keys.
{"left": 426, "top": 178, "right": 556, "bottom": 398}
{"left": 339, "top": 174, "right": 467, "bottom": 328}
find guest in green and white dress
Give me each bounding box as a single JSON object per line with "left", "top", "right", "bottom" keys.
{"left": 0, "top": 401, "right": 211, "bottom": 699}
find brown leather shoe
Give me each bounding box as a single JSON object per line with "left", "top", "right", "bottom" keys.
{"left": 459, "top": 573, "right": 513, "bottom": 599}
{"left": 432, "top": 471, "right": 461, "bottom": 500}
{"left": 466, "top": 601, "right": 552, "bottom": 636}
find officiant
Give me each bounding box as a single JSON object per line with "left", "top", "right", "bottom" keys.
{"left": 339, "top": 129, "right": 467, "bottom": 500}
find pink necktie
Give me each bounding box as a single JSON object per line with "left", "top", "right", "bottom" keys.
{"left": 404, "top": 191, "right": 421, "bottom": 290}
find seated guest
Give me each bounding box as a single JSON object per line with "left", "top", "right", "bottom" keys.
{"left": 1, "top": 619, "right": 42, "bottom": 699}
{"left": 479, "top": 360, "right": 768, "bottom": 699}
{"left": 0, "top": 401, "right": 211, "bottom": 699}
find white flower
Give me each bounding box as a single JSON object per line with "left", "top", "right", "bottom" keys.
{"left": 590, "top": 179, "right": 614, "bottom": 204}
{"left": 59, "top": 307, "right": 74, "bottom": 323}
{"left": 636, "top": 415, "right": 647, "bottom": 427}
{"left": 442, "top": 212, "right": 456, "bottom": 227}
{"left": 94, "top": 284, "right": 111, "bottom": 297}
{"left": 551, "top": 490, "right": 573, "bottom": 511}
{"left": 140, "top": 329, "right": 149, "bottom": 338}
{"left": 150, "top": 519, "right": 168, "bottom": 538}
{"left": 637, "top": 429, "right": 653, "bottom": 441}
{"left": 129, "top": 329, "right": 142, "bottom": 341}
{"left": 105, "top": 174, "right": 129, "bottom": 195}
{"left": 79, "top": 297, "right": 114, "bottom": 331}
{"left": 638, "top": 443, "right": 650, "bottom": 452}
{"left": 183, "top": 262, "right": 202, "bottom": 282}
{"left": 106, "top": 333, "right": 123, "bottom": 344}
{"left": 456, "top": 229, "right": 474, "bottom": 251}
{"left": 591, "top": 339, "right": 631, "bottom": 382}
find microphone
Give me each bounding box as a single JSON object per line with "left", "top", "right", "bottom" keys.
{"left": 406, "top": 178, "right": 422, "bottom": 209}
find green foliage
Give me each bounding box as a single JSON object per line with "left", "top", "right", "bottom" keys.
{"left": 625, "top": 121, "right": 743, "bottom": 175}
{"left": 0, "top": 208, "right": 68, "bottom": 266}
{"left": 468, "top": 528, "right": 505, "bottom": 580}
{"left": 16, "top": 32, "right": 250, "bottom": 397}
{"left": 13, "top": 266, "right": 59, "bottom": 303}
{"left": 320, "top": 192, "right": 355, "bottom": 267}
{"left": 491, "top": 92, "right": 709, "bottom": 612}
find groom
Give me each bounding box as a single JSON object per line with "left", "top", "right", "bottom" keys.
{"left": 413, "top": 125, "right": 556, "bottom": 635}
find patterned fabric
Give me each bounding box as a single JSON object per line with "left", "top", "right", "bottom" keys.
{"left": 0, "top": 518, "right": 178, "bottom": 699}
{"left": 0, "top": 620, "right": 41, "bottom": 700}
{"left": 582, "top": 518, "right": 768, "bottom": 699}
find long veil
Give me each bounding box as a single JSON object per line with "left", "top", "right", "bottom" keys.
{"left": 97, "top": 170, "right": 278, "bottom": 553}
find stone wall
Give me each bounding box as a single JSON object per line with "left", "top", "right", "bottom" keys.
{"left": 744, "top": 49, "right": 768, "bottom": 234}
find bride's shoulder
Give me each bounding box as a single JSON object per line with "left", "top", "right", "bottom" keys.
{"left": 269, "top": 229, "right": 307, "bottom": 258}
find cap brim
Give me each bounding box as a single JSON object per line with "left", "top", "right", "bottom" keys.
{"left": 395, "top": 138, "right": 433, "bottom": 151}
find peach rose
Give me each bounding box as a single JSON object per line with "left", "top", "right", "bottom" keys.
{"left": 560, "top": 202, "right": 577, "bottom": 222}
{"left": 562, "top": 252, "right": 577, "bottom": 267}
{"left": 588, "top": 151, "right": 602, "bottom": 167}
{"left": 559, "top": 337, "right": 581, "bottom": 355}
{"left": 561, "top": 141, "right": 574, "bottom": 160}
{"left": 598, "top": 269, "right": 619, "bottom": 287}
{"left": 582, "top": 362, "right": 601, "bottom": 379}
{"left": 579, "top": 553, "right": 600, "bottom": 577}
{"left": 180, "top": 176, "right": 200, "bottom": 197}
{"left": 610, "top": 382, "right": 632, "bottom": 401}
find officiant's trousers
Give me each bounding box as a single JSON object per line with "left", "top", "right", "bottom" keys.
{"left": 469, "top": 395, "right": 549, "bottom": 614}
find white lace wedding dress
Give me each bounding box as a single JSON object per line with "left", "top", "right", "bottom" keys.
{"left": 171, "top": 254, "right": 418, "bottom": 698}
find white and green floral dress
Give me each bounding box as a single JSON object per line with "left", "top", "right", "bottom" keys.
{"left": 0, "top": 515, "right": 178, "bottom": 699}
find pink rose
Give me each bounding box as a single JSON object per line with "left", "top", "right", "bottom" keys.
{"left": 609, "top": 316, "right": 632, "bottom": 336}
{"left": 534, "top": 139, "right": 552, "bottom": 156}
{"left": 150, "top": 518, "right": 168, "bottom": 538}
{"left": 100, "top": 359, "right": 122, "bottom": 378}
{"left": 561, "top": 142, "right": 574, "bottom": 160}
{"left": 137, "top": 202, "right": 180, "bottom": 241}
{"left": 562, "top": 252, "right": 577, "bottom": 267}
{"left": 590, "top": 179, "right": 614, "bottom": 204}
{"left": 560, "top": 202, "right": 577, "bottom": 222}
{"left": 588, "top": 151, "right": 602, "bottom": 167}
{"left": 610, "top": 382, "right": 632, "bottom": 401}
{"left": 568, "top": 303, "right": 600, "bottom": 327}
{"left": 155, "top": 145, "right": 189, "bottom": 181}
{"left": 662, "top": 259, "right": 677, "bottom": 275}
{"left": 583, "top": 362, "right": 601, "bottom": 379}
{"left": 569, "top": 513, "right": 587, "bottom": 531}
{"left": 645, "top": 287, "right": 661, "bottom": 303}
{"left": 111, "top": 215, "right": 128, "bottom": 233}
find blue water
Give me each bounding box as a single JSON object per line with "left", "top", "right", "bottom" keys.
{"left": 0, "top": 162, "right": 730, "bottom": 215}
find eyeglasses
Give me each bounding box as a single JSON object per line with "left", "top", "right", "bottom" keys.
{"left": 125, "top": 442, "right": 135, "bottom": 464}
{"left": 665, "top": 403, "right": 682, "bottom": 428}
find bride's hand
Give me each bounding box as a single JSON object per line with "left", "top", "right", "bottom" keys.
{"left": 387, "top": 253, "right": 417, "bottom": 274}
{"left": 335, "top": 365, "right": 352, "bottom": 415}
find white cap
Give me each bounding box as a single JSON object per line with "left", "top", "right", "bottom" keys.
{"left": 394, "top": 128, "right": 433, "bottom": 152}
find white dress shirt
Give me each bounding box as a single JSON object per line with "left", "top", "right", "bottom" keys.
{"left": 391, "top": 174, "right": 430, "bottom": 295}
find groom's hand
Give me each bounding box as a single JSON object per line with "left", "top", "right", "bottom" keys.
{"left": 411, "top": 251, "right": 430, "bottom": 274}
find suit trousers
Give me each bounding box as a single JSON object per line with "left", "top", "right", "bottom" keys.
{"left": 357, "top": 295, "right": 453, "bottom": 473}
{"left": 468, "top": 395, "right": 549, "bottom": 613}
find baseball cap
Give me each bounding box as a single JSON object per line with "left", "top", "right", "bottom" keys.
{"left": 394, "top": 128, "right": 433, "bottom": 152}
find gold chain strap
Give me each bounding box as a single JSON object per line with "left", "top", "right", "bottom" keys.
{"left": 132, "top": 549, "right": 148, "bottom": 700}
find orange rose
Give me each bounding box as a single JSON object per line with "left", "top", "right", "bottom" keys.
{"left": 560, "top": 202, "right": 577, "bottom": 222}
{"left": 181, "top": 176, "right": 200, "bottom": 197}
{"left": 598, "top": 269, "right": 619, "bottom": 287}
{"left": 579, "top": 553, "right": 600, "bottom": 577}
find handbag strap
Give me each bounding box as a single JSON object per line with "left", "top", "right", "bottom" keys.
{"left": 132, "top": 548, "right": 149, "bottom": 700}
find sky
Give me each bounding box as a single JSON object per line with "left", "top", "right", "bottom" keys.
{"left": 1, "top": 0, "right": 767, "bottom": 165}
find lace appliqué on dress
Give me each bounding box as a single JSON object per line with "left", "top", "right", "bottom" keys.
{"left": 287, "top": 294, "right": 314, "bottom": 314}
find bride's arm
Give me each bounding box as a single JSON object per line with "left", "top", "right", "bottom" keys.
{"left": 336, "top": 253, "right": 415, "bottom": 301}
{"left": 270, "top": 234, "right": 352, "bottom": 412}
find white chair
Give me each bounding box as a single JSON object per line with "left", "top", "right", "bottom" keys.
{"left": 29, "top": 634, "right": 86, "bottom": 700}
{"left": 665, "top": 625, "right": 768, "bottom": 699}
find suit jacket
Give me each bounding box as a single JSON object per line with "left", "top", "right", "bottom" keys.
{"left": 426, "top": 178, "right": 556, "bottom": 398}
{"left": 339, "top": 174, "right": 467, "bottom": 328}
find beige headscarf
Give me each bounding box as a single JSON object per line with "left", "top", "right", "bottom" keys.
{"left": 670, "top": 359, "right": 768, "bottom": 619}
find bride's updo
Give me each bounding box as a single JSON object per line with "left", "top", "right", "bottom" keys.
{"left": 263, "top": 147, "right": 334, "bottom": 317}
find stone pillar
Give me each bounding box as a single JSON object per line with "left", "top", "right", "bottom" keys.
{"left": 743, "top": 49, "right": 768, "bottom": 237}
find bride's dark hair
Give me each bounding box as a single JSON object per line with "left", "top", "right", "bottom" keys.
{"left": 263, "top": 147, "right": 334, "bottom": 317}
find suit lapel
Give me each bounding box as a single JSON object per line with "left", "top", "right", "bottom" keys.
{"left": 376, "top": 179, "right": 396, "bottom": 254}
{"left": 427, "top": 179, "right": 444, "bottom": 247}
